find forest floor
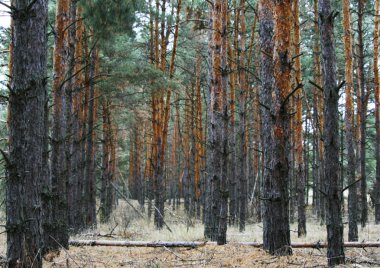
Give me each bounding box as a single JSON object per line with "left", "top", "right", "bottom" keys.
{"left": 0, "top": 200, "right": 380, "bottom": 267}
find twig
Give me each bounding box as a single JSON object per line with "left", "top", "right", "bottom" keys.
{"left": 153, "top": 205, "right": 173, "bottom": 233}
{"left": 281, "top": 82, "right": 303, "bottom": 109}
{"left": 48, "top": 235, "right": 80, "bottom": 267}
{"left": 110, "top": 182, "right": 145, "bottom": 218}
{"left": 342, "top": 178, "right": 362, "bottom": 193}
{"left": 309, "top": 80, "right": 324, "bottom": 92}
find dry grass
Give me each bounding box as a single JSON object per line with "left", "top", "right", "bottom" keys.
{"left": 0, "top": 200, "right": 380, "bottom": 267}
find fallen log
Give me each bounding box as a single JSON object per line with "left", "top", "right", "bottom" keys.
{"left": 70, "top": 240, "right": 208, "bottom": 248}
{"left": 69, "top": 240, "right": 380, "bottom": 248}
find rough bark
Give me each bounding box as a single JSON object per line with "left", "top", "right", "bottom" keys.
{"left": 342, "top": 0, "right": 358, "bottom": 241}
{"left": 374, "top": 0, "right": 380, "bottom": 224}
{"left": 313, "top": 0, "right": 325, "bottom": 223}
{"left": 357, "top": 0, "right": 368, "bottom": 228}
{"left": 227, "top": 0, "right": 237, "bottom": 225}
{"left": 69, "top": 6, "right": 85, "bottom": 231}
{"left": 204, "top": 0, "right": 228, "bottom": 243}
{"left": 238, "top": 0, "right": 247, "bottom": 233}
{"left": 259, "top": 0, "right": 275, "bottom": 255}
{"left": 66, "top": 0, "right": 78, "bottom": 233}
{"left": 318, "top": 0, "right": 345, "bottom": 265}
{"left": 84, "top": 46, "right": 98, "bottom": 228}
{"left": 100, "top": 99, "right": 114, "bottom": 223}
{"left": 293, "top": 0, "right": 306, "bottom": 238}
{"left": 217, "top": 0, "right": 229, "bottom": 245}
{"left": 262, "top": 0, "right": 293, "bottom": 256}
{"left": 6, "top": 0, "right": 48, "bottom": 265}
{"left": 49, "top": 0, "right": 71, "bottom": 250}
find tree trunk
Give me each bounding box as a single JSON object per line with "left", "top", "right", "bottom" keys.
{"left": 204, "top": 0, "right": 228, "bottom": 243}
{"left": 100, "top": 99, "right": 114, "bottom": 223}
{"left": 313, "top": 0, "right": 325, "bottom": 223}
{"left": 217, "top": 0, "right": 229, "bottom": 245}
{"left": 69, "top": 6, "right": 85, "bottom": 231}
{"left": 66, "top": 0, "right": 79, "bottom": 233}
{"left": 6, "top": 0, "right": 48, "bottom": 265}
{"left": 262, "top": 0, "right": 293, "bottom": 256}
{"left": 238, "top": 0, "right": 247, "bottom": 233}
{"left": 293, "top": 0, "right": 306, "bottom": 238}
{"left": 342, "top": 0, "right": 358, "bottom": 241}
{"left": 84, "top": 46, "right": 98, "bottom": 228}
{"left": 374, "top": 0, "right": 380, "bottom": 224}
{"left": 49, "top": 0, "right": 71, "bottom": 250}
{"left": 357, "top": 0, "right": 368, "bottom": 228}
{"left": 227, "top": 0, "right": 237, "bottom": 225}
{"left": 318, "top": 0, "right": 345, "bottom": 265}
{"left": 259, "top": 0, "right": 278, "bottom": 255}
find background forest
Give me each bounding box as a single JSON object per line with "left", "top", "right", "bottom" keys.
{"left": 0, "top": 0, "right": 380, "bottom": 267}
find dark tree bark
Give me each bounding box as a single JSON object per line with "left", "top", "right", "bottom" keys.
{"left": 227, "top": 0, "right": 237, "bottom": 226}
{"left": 49, "top": 0, "right": 71, "bottom": 250}
{"left": 204, "top": 2, "right": 214, "bottom": 237}
{"left": 6, "top": 0, "right": 48, "bottom": 266}
{"left": 374, "top": 0, "right": 380, "bottom": 224}
{"left": 204, "top": 0, "right": 228, "bottom": 244}
{"left": 238, "top": 0, "right": 247, "bottom": 233}
{"left": 342, "top": 0, "right": 358, "bottom": 241}
{"left": 100, "top": 99, "right": 113, "bottom": 223}
{"left": 217, "top": 0, "right": 229, "bottom": 245}
{"left": 357, "top": 0, "right": 368, "bottom": 228}
{"left": 259, "top": 0, "right": 282, "bottom": 255}
{"left": 261, "top": 0, "right": 293, "bottom": 256}
{"left": 312, "top": 0, "right": 325, "bottom": 223}
{"left": 70, "top": 6, "right": 85, "bottom": 231}
{"left": 293, "top": 0, "right": 306, "bottom": 237}
{"left": 318, "top": 0, "right": 345, "bottom": 265}
{"left": 66, "top": 0, "right": 78, "bottom": 232}
{"left": 84, "top": 46, "right": 98, "bottom": 228}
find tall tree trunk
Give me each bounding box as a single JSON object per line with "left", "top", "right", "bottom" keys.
{"left": 357, "top": 0, "right": 368, "bottom": 228}
{"left": 312, "top": 0, "right": 324, "bottom": 222}
{"left": 227, "top": 0, "right": 237, "bottom": 225}
{"left": 195, "top": 51, "right": 203, "bottom": 217}
{"left": 262, "top": 0, "right": 293, "bottom": 256}
{"left": 80, "top": 29, "right": 90, "bottom": 227}
{"left": 217, "top": 0, "right": 229, "bottom": 245}
{"left": 238, "top": 0, "right": 247, "bottom": 233}
{"left": 49, "top": 0, "right": 70, "bottom": 250}
{"left": 318, "top": 0, "right": 345, "bottom": 265}
{"left": 374, "top": 0, "right": 380, "bottom": 224}
{"left": 70, "top": 7, "right": 85, "bottom": 231}
{"left": 342, "top": 0, "right": 358, "bottom": 241}
{"left": 100, "top": 99, "right": 114, "bottom": 222}
{"left": 259, "top": 0, "right": 284, "bottom": 255}
{"left": 293, "top": 0, "right": 306, "bottom": 237}
{"left": 66, "top": 0, "right": 79, "bottom": 233}
{"left": 84, "top": 46, "right": 98, "bottom": 228}
{"left": 204, "top": 0, "right": 228, "bottom": 243}
{"left": 6, "top": 0, "right": 48, "bottom": 265}
{"left": 314, "top": 1, "right": 322, "bottom": 222}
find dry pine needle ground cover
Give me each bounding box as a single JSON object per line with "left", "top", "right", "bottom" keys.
{"left": 1, "top": 200, "right": 380, "bottom": 267}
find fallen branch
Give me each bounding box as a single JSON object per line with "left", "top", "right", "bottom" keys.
{"left": 69, "top": 240, "right": 380, "bottom": 248}
{"left": 110, "top": 182, "right": 144, "bottom": 218}
{"left": 70, "top": 240, "right": 208, "bottom": 248}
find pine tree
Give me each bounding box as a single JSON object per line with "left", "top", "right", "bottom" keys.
{"left": 374, "top": 0, "right": 380, "bottom": 224}
{"left": 49, "top": 0, "right": 71, "bottom": 250}
{"left": 319, "top": 0, "right": 345, "bottom": 264}
{"left": 342, "top": 0, "right": 358, "bottom": 241}
{"left": 6, "top": 0, "right": 48, "bottom": 265}
{"left": 293, "top": 0, "right": 306, "bottom": 237}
